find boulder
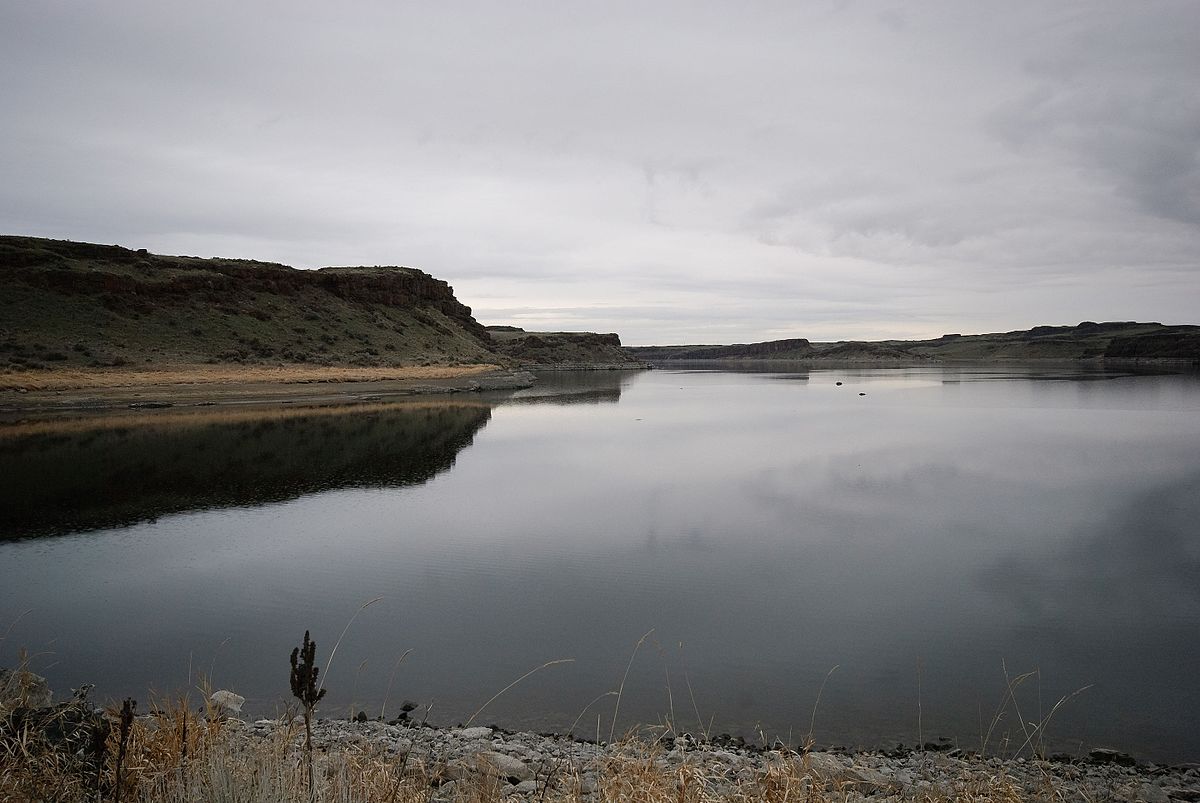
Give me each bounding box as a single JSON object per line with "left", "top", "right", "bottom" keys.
{"left": 208, "top": 689, "right": 244, "bottom": 716}
{"left": 1090, "top": 747, "right": 1137, "bottom": 766}
{"left": 458, "top": 726, "right": 493, "bottom": 740}
{"left": 803, "top": 751, "right": 847, "bottom": 777}
{"left": 0, "top": 667, "right": 52, "bottom": 711}
{"left": 477, "top": 750, "right": 533, "bottom": 783}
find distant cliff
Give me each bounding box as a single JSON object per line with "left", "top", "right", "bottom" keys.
{"left": 630, "top": 338, "right": 927, "bottom": 362}
{"left": 1103, "top": 331, "right": 1200, "bottom": 360}
{"left": 0, "top": 236, "right": 504, "bottom": 370}
{"left": 902, "top": 322, "right": 1200, "bottom": 362}
{"left": 630, "top": 338, "right": 816, "bottom": 361}
{"left": 486, "top": 327, "right": 647, "bottom": 369}
{"left": 629, "top": 322, "right": 1200, "bottom": 364}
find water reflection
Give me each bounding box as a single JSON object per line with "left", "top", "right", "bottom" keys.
{"left": 0, "top": 402, "right": 493, "bottom": 540}
{"left": 501, "top": 369, "right": 638, "bottom": 405}
{"left": 0, "top": 371, "right": 636, "bottom": 541}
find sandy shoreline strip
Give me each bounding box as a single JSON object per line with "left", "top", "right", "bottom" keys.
{"left": 0, "top": 363, "right": 534, "bottom": 415}
{"left": 0, "top": 363, "right": 506, "bottom": 392}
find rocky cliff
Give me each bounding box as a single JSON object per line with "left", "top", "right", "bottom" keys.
{"left": 487, "top": 327, "right": 647, "bottom": 368}
{"left": 1104, "top": 331, "right": 1200, "bottom": 360}
{"left": 630, "top": 338, "right": 815, "bottom": 361}
{"left": 0, "top": 236, "right": 502, "bottom": 369}
{"left": 629, "top": 322, "right": 1200, "bottom": 364}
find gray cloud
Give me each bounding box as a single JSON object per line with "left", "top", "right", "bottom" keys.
{"left": 987, "top": 5, "right": 1200, "bottom": 228}
{"left": 1, "top": 1, "right": 1197, "bottom": 344}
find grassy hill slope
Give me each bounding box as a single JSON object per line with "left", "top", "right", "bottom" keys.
{"left": 486, "top": 326, "right": 646, "bottom": 368}
{"left": 0, "top": 236, "right": 502, "bottom": 373}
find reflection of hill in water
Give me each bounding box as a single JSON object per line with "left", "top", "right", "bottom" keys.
{"left": 0, "top": 402, "right": 491, "bottom": 540}
{"left": 501, "top": 369, "right": 636, "bottom": 405}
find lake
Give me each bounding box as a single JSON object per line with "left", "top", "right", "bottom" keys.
{"left": 2, "top": 365, "right": 1199, "bottom": 763}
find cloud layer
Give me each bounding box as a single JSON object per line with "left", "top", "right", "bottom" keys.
{"left": 2, "top": 1, "right": 1197, "bottom": 343}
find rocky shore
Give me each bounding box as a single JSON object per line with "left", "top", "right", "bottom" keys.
{"left": 4, "top": 668, "right": 1200, "bottom": 802}
{"left": 230, "top": 716, "right": 1199, "bottom": 802}
{"left": 0, "top": 367, "right": 535, "bottom": 415}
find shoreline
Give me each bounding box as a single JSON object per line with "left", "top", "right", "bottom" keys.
{"left": 273, "top": 716, "right": 1200, "bottom": 800}
{"left": 3, "top": 358, "right": 1192, "bottom": 416}
{"left": 6, "top": 686, "right": 1199, "bottom": 801}
{"left": 0, "top": 364, "right": 536, "bottom": 416}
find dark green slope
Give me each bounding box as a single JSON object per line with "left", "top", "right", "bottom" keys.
{"left": 0, "top": 235, "right": 503, "bottom": 370}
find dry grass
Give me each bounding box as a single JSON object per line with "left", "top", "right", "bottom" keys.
{"left": 0, "top": 363, "right": 502, "bottom": 392}
{"left": 1, "top": 706, "right": 1038, "bottom": 803}
{"left": 0, "top": 639, "right": 1056, "bottom": 803}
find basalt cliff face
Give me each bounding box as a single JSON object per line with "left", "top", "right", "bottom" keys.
{"left": 486, "top": 327, "right": 647, "bottom": 368}
{"left": 4, "top": 239, "right": 486, "bottom": 331}
{"left": 900, "top": 321, "right": 1200, "bottom": 362}
{"left": 628, "top": 322, "right": 1200, "bottom": 365}
{"left": 1103, "top": 331, "right": 1200, "bottom": 360}
{"left": 0, "top": 236, "right": 501, "bottom": 369}
{"left": 629, "top": 338, "right": 816, "bottom": 361}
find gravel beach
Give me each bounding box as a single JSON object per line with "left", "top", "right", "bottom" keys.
{"left": 221, "top": 716, "right": 1200, "bottom": 802}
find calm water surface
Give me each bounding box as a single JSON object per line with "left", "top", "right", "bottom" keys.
{"left": 2, "top": 366, "right": 1199, "bottom": 762}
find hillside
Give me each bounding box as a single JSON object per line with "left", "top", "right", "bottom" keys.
{"left": 894, "top": 321, "right": 1200, "bottom": 361}
{"left": 631, "top": 338, "right": 929, "bottom": 362}
{"left": 0, "top": 237, "right": 651, "bottom": 389}
{"left": 629, "top": 338, "right": 817, "bottom": 361}
{"left": 0, "top": 236, "right": 502, "bottom": 372}
{"left": 6, "top": 237, "right": 1193, "bottom": 384}
{"left": 486, "top": 326, "right": 646, "bottom": 368}
{"left": 629, "top": 322, "right": 1200, "bottom": 364}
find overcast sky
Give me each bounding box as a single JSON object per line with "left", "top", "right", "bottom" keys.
{"left": 2, "top": 2, "right": 1197, "bottom": 344}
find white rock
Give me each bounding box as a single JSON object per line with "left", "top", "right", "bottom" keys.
{"left": 477, "top": 750, "right": 533, "bottom": 782}
{"left": 803, "top": 752, "right": 847, "bottom": 778}
{"left": 459, "top": 726, "right": 493, "bottom": 740}
{"left": 209, "top": 690, "right": 244, "bottom": 714}
{"left": 1138, "top": 784, "right": 1171, "bottom": 803}
{"left": 511, "top": 780, "right": 538, "bottom": 795}
{"left": 0, "top": 668, "right": 52, "bottom": 710}
{"left": 844, "top": 764, "right": 894, "bottom": 794}
{"left": 712, "top": 749, "right": 742, "bottom": 765}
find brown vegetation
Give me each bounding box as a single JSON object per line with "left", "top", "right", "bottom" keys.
{"left": 0, "top": 235, "right": 503, "bottom": 374}
{"left": 1, "top": 705, "right": 1032, "bottom": 803}
{"left": 0, "top": 363, "right": 501, "bottom": 392}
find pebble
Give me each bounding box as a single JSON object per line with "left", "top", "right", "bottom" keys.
{"left": 510, "top": 780, "right": 538, "bottom": 795}
{"left": 1138, "top": 783, "right": 1171, "bottom": 803}
{"left": 457, "top": 726, "right": 493, "bottom": 740}
{"left": 220, "top": 718, "right": 1198, "bottom": 801}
